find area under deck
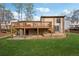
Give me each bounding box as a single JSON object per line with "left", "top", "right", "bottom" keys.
{"left": 16, "top": 28, "right": 50, "bottom": 36}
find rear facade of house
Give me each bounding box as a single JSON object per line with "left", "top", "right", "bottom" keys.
{"left": 11, "top": 16, "right": 65, "bottom": 37}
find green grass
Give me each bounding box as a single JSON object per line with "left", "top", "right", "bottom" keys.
{"left": 0, "top": 33, "right": 79, "bottom": 56}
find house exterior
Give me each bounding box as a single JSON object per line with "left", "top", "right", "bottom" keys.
{"left": 1, "top": 20, "right": 17, "bottom": 32}
{"left": 70, "top": 20, "right": 79, "bottom": 29}
{"left": 69, "top": 20, "right": 79, "bottom": 33}
{"left": 11, "top": 16, "right": 65, "bottom": 38}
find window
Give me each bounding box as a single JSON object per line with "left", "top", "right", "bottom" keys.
{"left": 55, "top": 25, "right": 60, "bottom": 32}
{"left": 75, "top": 25, "right": 78, "bottom": 27}
{"left": 56, "top": 18, "right": 61, "bottom": 23}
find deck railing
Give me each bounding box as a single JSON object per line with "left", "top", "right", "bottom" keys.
{"left": 11, "top": 21, "right": 51, "bottom": 28}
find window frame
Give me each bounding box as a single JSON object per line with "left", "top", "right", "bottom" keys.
{"left": 56, "top": 18, "right": 61, "bottom": 23}
{"left": 55, "top": 25, "right": 60, "bottom": 32}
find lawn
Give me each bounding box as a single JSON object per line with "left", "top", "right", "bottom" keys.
{"left": 0, "top": 33, "right": 79, "bottom": 56}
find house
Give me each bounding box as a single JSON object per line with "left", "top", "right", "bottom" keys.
{"left": 11, "top": 16, "right": 65, "bottom": 38}
{"left": 69, "top": 20, "right": 79, "bottom": 33}
{"left": 1, "top": 19, "right": 17, "bottom": 33}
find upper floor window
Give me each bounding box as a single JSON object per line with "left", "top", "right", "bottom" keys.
{"left": 75, "top": 25, "right": 78, "bottom": 28}
{"left": 56, "top": 18, "right": 61, "bottom": 23}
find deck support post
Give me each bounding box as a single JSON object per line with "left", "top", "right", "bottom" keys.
{"left": 50, "top": 22, "right": 52, "bottom": 37}
{"left": 24, "top": 22, "right": 26, "bottom": 38}
{"left": 19, "top": 29, "right": 23, "bottom": 37}
{"left": 37, "top": 28, "right": 39, "bottom": 37}
{"left": 28, "top": 29, "right": 30, "bottom": 36}
{"left": 24, "top": 28, "right": 26, "bottom": 38}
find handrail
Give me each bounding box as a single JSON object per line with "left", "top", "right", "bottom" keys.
{"left": 12, "top": 22, "right": 51, "bottom": 28}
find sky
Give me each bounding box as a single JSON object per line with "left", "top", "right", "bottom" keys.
{"left": 4, "top": 3, "right": 79, "bottom": 20}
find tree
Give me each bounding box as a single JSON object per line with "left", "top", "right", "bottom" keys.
{"left": 13, "top": 3, "right": 23, "bottom": 21}
{"left": 0, "top": 4, "right": 4, "bottom": 32}
{"left": 71, "top": 10, "right": 79, "bottom": 21}
{"left": 4, "top": 9, "right": 14, "bottom": 22}
{"left": 4, "top": 9, "right": 14, "bottom": 30}
{"left": 0, "top": 4, "right": 14, "bottom": 32}
{"left": 23, "top": 3, "right": 34, "bottom": 21}
{"left": 63, "top": 9, "right": 79, "bottom": 21}
{"left": 13, "top": 3, "right": 34, "bottom": 21}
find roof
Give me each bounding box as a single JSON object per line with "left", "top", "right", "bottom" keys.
{"left": 41, "top": 16, "right": 65, "bottom": 18}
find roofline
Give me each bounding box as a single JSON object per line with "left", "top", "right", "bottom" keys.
{"left": 18, "top": 21, "right": 41, "bottom": 22}
{"left": 41, "top": 16, "right": 65, "bottom": 18}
